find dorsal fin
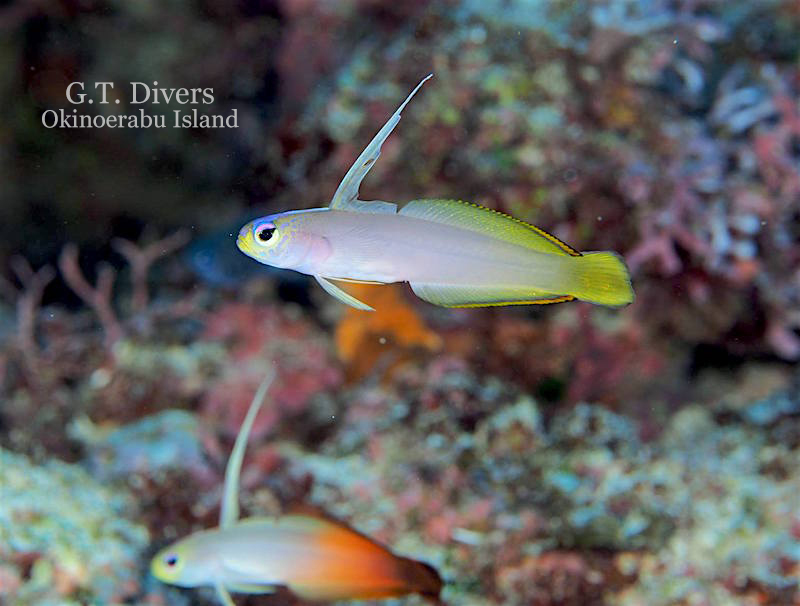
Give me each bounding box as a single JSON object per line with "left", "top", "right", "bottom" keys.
{"left": 284, "top": 503, "right": 393, "bottom": 550}
{"left": 329, "top": 75, "right": 433, "bottom": 212}
{"left": 220, "top": 369, "right": 275, "bottom": 528}
{"left": 399, "top": 199, "right": 582, "bottom": 256}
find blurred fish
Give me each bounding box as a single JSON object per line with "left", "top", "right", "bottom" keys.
{"left": 151, "top": 371, "right": 442, "bottom": 605}
{"left": 237, "top": 74, "right": 633, "bottom": 311}
{"left": 185, "top": 221, "right": 310, "bottom": 288}
{"left": 185, "top": 222, "right": 312, "bottom": 306}
{"left": 185, "top": 225, "right": 263, "bottom": 288}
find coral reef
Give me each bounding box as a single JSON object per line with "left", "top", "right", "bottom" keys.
{"left": 1, "top": 1, "right": 800, "bottom": 605}
{"left": 200, "top": 302, "right": 342, "bottom": 439}
{"left": 301, "top": 0, "right": 800, "bottom": 363}
{"left": 0, "top": 448, "right": 149, "bottom": 606}
{"left": 283, "top": 365, "right": 800, "bottom": 605}
{"left": 71, "top": 409, "right": 210, "bottom": 484}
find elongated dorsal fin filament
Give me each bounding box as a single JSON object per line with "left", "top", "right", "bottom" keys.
{"left": 220, "top": 369, "right": 276, "bottom": 528}
{"left": 329, "top": 74, "right": 433, "bottom": 212}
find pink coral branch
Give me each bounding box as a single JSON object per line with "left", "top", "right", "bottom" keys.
{"left": 58, "top": 243, "right": 123, "bottom": 348}
{"left": 766, "top": 310, "right": 800, "bottom": 361}
{"left": 112, "top": 229, "right": 190, "bottom": 313}
{"left": 627, "top": 233, "right": 681, "bottom": 275}
{"left": 8, "top": 257, "right": 54, "bottom": 361}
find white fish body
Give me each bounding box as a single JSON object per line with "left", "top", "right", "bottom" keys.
{"left": 275, "top": 207, "right": 575, "bottom": 287}
{"left": 237, "top": 75, "right": 633, "bottom": 310}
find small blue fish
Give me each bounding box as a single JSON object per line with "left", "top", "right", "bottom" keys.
{"left": 185, "top": 220, "right": 310, "bottom": 290}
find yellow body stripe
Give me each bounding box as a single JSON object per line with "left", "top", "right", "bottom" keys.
{"left": 445, "top": 295, "right": 575, "bottom": 308}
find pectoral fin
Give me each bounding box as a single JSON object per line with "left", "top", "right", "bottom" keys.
{"left": 329, "top": 74, "right": 432, "bottom": 211}
{"left": 216, "top": 583, "right": 236, "bottom": 606}
{"left": 315, "top": 276, "right": 375, "bottom": 311}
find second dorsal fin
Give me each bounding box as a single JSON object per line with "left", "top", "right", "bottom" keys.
{"left": 399, "top": 199, "right": 582, "bottom": 256}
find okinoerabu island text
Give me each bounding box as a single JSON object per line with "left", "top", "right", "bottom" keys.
{"left": 41, "top": 81, "right": 238, "bottom": 129}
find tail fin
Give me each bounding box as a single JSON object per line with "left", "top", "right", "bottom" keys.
{"left": 396, "top": 556, "right": 443, "bottom": 600}
{"left": 570, "top": 252, "right": 634, "bottom": 306}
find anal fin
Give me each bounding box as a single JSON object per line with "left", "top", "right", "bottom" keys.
{"left": 326, "top": 276, "right": 385, "bottom": 285}
{"left": 409, "top": 282, "right": 574, "bottom": 308}
{"left": 315, "top": 276, "right": 374, "bottom": 311}
{"left": 227, "top": 583, "right": 277, "bottom": 594}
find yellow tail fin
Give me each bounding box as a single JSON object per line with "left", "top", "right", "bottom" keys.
{"left": 570, "top": 252, "right": 634, "bottom": 306}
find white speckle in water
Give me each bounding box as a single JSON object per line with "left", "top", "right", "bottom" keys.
{"left": 469, "top": 25, "right": 487, "bottom": 44}
{"left": 89, "top": 368, "right": 112, "bottom": 390}
{"left": 597, "top": 216, "right": 603, "bottom": 221}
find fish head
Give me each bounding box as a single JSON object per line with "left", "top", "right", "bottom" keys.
{"left": 237, "top": 209, "right": 330, "bottom": 273}
{"left": 151, "top": 533, "right": 220, "bottom": 587}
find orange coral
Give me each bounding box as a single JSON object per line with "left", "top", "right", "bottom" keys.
{"left": 334, "top": 283, "right": 441, "bottom": 381}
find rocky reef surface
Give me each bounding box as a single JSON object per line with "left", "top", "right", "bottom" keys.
{"left": 2, "top": 0, "right": 800, "bottom": 605}
{"left": 1, "top": 289, "right": 798, "bottom": 604}
{"left": 0, "top": 448, "right": 149, "bottom": 605}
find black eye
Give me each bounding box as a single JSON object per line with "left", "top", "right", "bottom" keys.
{"left": 165, "top": 554, "right": 178, "bottom": 567}
{"left": 257, "top": 227, "right": 275, "bottom": 242}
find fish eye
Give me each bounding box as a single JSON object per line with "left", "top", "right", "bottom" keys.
{"left": 254, "top": 223, "right": 277, "bottom": 245}
{"left": 165, "top": 554, "right": 179, "bottom": 567}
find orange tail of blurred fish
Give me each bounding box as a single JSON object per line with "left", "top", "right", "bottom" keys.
{"left": 395, "top": 555, "right": 444, "bottom": 600}
{"left": 283, "top": 508, "right": 444, "bottom": 602}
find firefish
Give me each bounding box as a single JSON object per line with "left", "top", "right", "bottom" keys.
{"left": 237, "top": 74, "right": 633, "bottom": 311}
{"left": 150, "top": 371, "right": 442, "bottom": 605}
